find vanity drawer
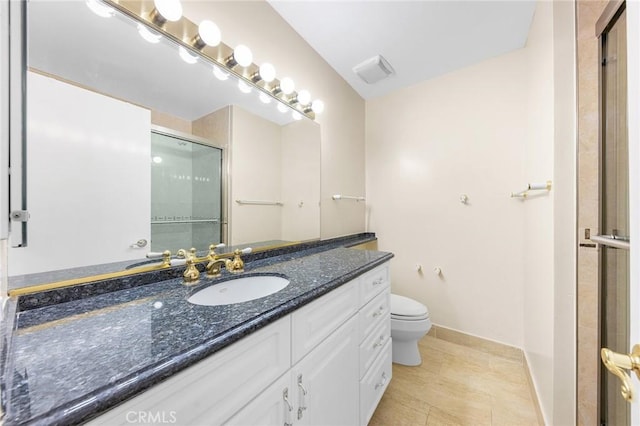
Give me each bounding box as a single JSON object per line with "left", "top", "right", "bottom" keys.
{"left": 360, "top": 340, "right": 392, "bottom": 425}
{"left": 359, "top": 318, "right": 391, "bottom": 379}
{"left": 358, "top": 288, "right": 390, "bottom": 343}
{"left": 359, "top": 263, "right": 390, "bottom": 305}
{"left": 291, "top": 279, "right": 359, "bottom": 364}
{"left": 89, "top": 317, "right": 291, "bottom": 426}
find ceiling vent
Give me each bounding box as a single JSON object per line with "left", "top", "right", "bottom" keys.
{"left": 353, "top": 55, "right": 395, "bottom": 84}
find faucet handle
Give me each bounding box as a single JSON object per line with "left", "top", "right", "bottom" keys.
{"left": 226, "top": 248, "right": 251, "bottom": 273}
{"left": 183, "top": 256, "right": 200, "bottom": 285}
{"left": 176, "top": 249, "right": 187, "bottom": 259}
{"left": 208, "top": 243, "right": 226, "bottom": 257}
{"left": 161, "top": 250, "right": 172, "bottom": 267}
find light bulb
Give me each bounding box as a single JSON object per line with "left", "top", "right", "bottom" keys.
{"left": 311, "top": 100, "right": 325, "bottom": 114}
{"left": 259, "top": 93, "right": 272, "bottom": 104}
{"left": 198, "top": 20, "right": 221, "bottom": 47}
{"left": 292, "top": 111, "right": 302, "bottom": 121}
{"left": 137, "top": 23, "right": 162, "bottom": 44}
{"left": 280, "top": 77, "right": 295, "bottom": 95}
{"left": 153, "top": 0, "right": 182, "bottom": 22}
{"left": 297, "top": 89, "right": 311, "bottom": 105}
{"left": 259, "top": 63, "right": 276, "bottom": 83}
{"left": 86, "top": 0, "right": 114, "bottom": 18}
{"left": 233, "top": 45, "right": 253, "bottom": 67}
{"left": 212, "top": 66, "right": 229, "bottom": 81}
{"left": 178, "top": 46, "right": 198, "bottom": 64}
{"left": 152, "top": 156, "right": 163, "bottom": 164}
{"left": 277, "top": 103, "right": 289, "bottom": 113}
{"left": 238, "top": 80, "right": 252, "bottom": 94}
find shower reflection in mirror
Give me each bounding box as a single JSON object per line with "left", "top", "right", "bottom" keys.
{"left": 150, "top": 130, "right": 223, "bottom": 253}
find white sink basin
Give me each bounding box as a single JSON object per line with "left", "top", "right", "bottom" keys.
{"left": 188, "top": 275, "right": 290, "bottom": 306}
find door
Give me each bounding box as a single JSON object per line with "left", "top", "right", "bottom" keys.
{"left": 293, "top": 315, "right": 359, "bottom": 426}
{"left": 597, "top": 1, "right": 640, "bottom": 424}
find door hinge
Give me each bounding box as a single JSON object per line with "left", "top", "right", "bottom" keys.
{"left": 10, "top": 210, "right": 30, "bottom": 222}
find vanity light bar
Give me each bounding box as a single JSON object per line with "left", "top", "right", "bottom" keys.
{"left": 105, "top": 0, "right": 322, "bottom": 120}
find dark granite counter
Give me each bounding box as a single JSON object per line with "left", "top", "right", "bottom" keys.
{"left": 1, "top": 239, "right": 392, "bottom": 425}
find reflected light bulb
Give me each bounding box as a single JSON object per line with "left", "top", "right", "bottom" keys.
{"left": 152, "top": 156, "right": 163, "bottom": 164}
{"left": 153, "top": 0, "right": 182, "bottom": 22}
{"left": 292, "top": 111, "right": 302, "bottom": 121}
{"left": 259, "top": 93, "right": 272, "bottom": 104}
{"left": 280, "top": 77, "right": 295, "bottom": 95}
{"left": 178, "top": 46, "right": 198, "bottom": 64}
{"left": 213, "top": 66, "right": 229, "bottom": 81}
{"left": 198, "top": 20, "right": 221, "bottom": 46}
{"left": 297, "top": 89, "right": 311, "bottom": 105}
{"left": 311, "top": 99, "right": 325, "bottom": 114}
{"left": 86, "top": 0, "right": 114, "bottom": 18}
{"left": 277, "top": 103, "right": 289, "bottom": 113}
{"left": 238, "top": 80, "right": 252, "bottom": 94}
{"left": 137, "top": 23, "right": 162, "bottom": 44}
{"left": 259, "top": 63, "right": 276, "bottom": 83}
{"left": 233, "top": 45, "right": 253, "bottom": 67}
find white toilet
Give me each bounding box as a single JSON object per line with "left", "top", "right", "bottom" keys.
{"left": 390, "top": 294, "right": 432, "bottom": 366}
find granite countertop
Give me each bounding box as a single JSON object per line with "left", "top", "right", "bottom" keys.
{"left": 2, "top": 244, "right": 392, "bottom": 425}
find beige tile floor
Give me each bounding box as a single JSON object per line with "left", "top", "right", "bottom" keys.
{"left": 369, "top": 335, "right": 542, "bottom": 426}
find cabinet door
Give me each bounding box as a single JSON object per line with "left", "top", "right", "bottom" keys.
{"left": 293, "top": 315, "right": 359, "bottom": 426}
{"left": 224, "top": 372, "right": 295, "bottom": 426}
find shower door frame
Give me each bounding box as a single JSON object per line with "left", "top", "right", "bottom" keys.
{"left": 595, "top": 0, "right": 640, "bottom": 423}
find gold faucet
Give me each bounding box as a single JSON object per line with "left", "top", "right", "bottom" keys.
{"left": 179, "top": 247, "right": 201, "bottom": 285}
{"left": 225, "top": 248, "right": 252, "bottom": 273}
{"left": 206, "top": 243, "right": 226, "bottom": 277}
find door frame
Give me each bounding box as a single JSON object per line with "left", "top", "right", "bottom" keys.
{"left": 625, "top": 0, "right": 639, "bottom": 422}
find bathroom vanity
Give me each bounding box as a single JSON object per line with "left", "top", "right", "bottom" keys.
{"left": 1, "top": 242, "right": 392, "bottom": 425}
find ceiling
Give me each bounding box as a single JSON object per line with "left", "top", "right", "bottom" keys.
{"left": 268, "top": 1, "right": 537, "bottom": 100}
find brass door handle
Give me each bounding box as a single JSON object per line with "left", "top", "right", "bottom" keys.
{"left": 601, "top": 344, "right": 640, "bottom": 402}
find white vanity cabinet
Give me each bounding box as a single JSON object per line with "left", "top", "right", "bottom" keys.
{"left": 227, "top": 316, "right": 359, "bottom": 426}
{"left": 90, "top": 261, "right": 391, "bottom": 426}
{"left": 358, "top": 263, "right": 392, "bottom": 424}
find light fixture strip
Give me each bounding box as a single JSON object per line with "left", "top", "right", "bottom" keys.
{"left": 105, "top": 0, "right": 316, "bottom": 120}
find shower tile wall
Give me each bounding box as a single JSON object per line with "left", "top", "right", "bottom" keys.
{"left": 576, "top": 1, "right": 608, "bottom": 424}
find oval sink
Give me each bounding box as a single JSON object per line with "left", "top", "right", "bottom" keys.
{"left": 188, "top": 275, "right": 290, "bottom": 306}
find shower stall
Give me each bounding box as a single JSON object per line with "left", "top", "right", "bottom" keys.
{"left": 150, "top": 129, "right": 223, "bottom": 253}
{"left": 597, "top": 3, "right": 630, "bottom": 424}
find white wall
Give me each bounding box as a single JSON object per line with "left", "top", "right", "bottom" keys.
{"left": 522, "top": 2, "right": 555, "bottom": 422}
{"left": 551, "top": 1, "right": 577, "bottom": 424}
{"left": 366, "top": 48, "right": 529, "bottom": 347}
{"left": 182, "top": 1, "right": 366, "bottom": 240}
{"left": 281, "top": 120, "right": 321, "bottom": 242}
{"left": 366, "top": 3, "right": 576, "bottom": 423}
{"left": 230, "top": 106, "right": 283, "bottom": 245}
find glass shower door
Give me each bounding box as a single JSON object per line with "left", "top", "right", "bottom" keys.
{"left": 598, "top": 6, "right": 629, "bottom": 425}
{"left": 150, "top": 131, "right": 223, "bottom": 253}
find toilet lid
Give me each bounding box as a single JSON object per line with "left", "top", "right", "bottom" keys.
{"left": 390, "top": 294, "right": 429, "bottom": 317}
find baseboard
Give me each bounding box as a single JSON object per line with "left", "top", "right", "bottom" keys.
{"left": 523, "top": 351, "right": 547, "bottom": 426}
{"left": 431, "top": 325, "right": 545, "bottom": 424}
{"left": 431, "top": 325, "right": 522, "bottom": 362}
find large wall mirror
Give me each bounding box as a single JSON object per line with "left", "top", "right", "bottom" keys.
{"left": 8, "top": 0, "right": 321, "bottom": 288}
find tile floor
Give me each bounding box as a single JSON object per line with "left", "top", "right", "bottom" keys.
{"left": 369, "top": 335, "right": 542, "bottom": 426}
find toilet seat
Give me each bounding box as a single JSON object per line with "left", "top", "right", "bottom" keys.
{"left": 390, "top": 294, "right": 429, "bottom": 319}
